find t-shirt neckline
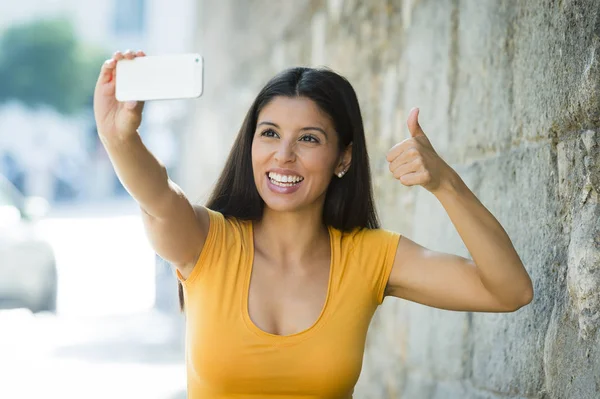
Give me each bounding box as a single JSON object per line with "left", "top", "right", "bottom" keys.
{"left": 241, "top": 220, "right": 335, "bottom": 343}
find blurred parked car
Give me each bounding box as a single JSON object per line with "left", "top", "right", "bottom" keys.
{"left": 0, "top": 174, "right": 57, "bottom": 313}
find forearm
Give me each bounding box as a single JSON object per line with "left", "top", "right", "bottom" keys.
{"left": 100, "top": 132, "right": 172, "bottom": 218}
{"left": 432, "top": 169, "right": 534, "bottom": 307}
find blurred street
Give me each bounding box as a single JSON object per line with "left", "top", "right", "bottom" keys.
{"left": 0, "top": 198, "right": 186, "bottom": 399}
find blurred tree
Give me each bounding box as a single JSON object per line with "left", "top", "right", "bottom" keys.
{"left": 0, "top": 18, "right": 108, "bottom": 114}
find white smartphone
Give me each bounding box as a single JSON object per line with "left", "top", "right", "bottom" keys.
{"left": 115, "top": 53, "right": 204, "bottom": 102}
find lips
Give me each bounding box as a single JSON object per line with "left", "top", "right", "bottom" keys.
{"left": 265, "top": 173, "right": 303, "bottom": 194}
{"left": 266, "top": 172, "right": 303, "bottom": 183}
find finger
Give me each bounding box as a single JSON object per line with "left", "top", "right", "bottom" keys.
{"left": 399, "top": 171, "right": 423, "bottom": 186}
{"left": 113, "top": 51, "right": 124, "bottom": 61}
{"left": 389, "top": 147, "right": 420, "bottom": 171}
{"left": 135, "top": 50, "right": 146, "bottom": 57}
{"left": 385, "top": 137, "right": 416, "bottom": 162}
{"left": 123, "top": 49, "right": 135, "bottom": 59}
{"left": 98, "top": 58, "right": 117, "bottom": 84}
{"left": 124, "top": 100, "right": 145, "bottom": 113}
{"left": 407, "top": 107, "right": 426, "bottom": 138}
{"left": 391, "top": 157, "right": 421, "bottom": 179}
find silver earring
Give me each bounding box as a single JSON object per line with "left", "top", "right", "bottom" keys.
{"left": 337, "top": 169, "right": 346, "bottom": 178}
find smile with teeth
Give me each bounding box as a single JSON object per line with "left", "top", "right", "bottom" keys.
{"left": 268, "top": 172, "right": 304, "bottom": 187}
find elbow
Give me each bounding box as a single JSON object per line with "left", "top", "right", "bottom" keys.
{"left": 505, "top": 280, "right": 534, "bottom": 312}
{"left": 523, "top": 280, "right": 534, "bottom": 305}
{"left": 521, "top": 273, "right": 535, "bottom": 305}
{"left": 514, "top": 288, "right": 534, "bottom": 311}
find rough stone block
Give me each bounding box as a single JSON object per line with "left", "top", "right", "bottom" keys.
{"left": 452, "top": 0, "right": 515, "bottom": 161}
{"left": 401, "top": 0, "right": 454, "bottom": 158}
{"left": 511, "top": 0, "right": 600, "bottom": 138}
{"left": 464, "top": 145, "right": 561, "bottom": 395}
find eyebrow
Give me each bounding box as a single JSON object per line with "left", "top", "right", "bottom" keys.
{"left": 257, "top": 121, "right": 329, "bottom": 139}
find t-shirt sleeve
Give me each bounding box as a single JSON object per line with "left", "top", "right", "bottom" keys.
{"left": 176, "top": 207, "right": 226, "bottom": 286}
{"left": 351, "top": 227, "right": 402, "bottom": 305}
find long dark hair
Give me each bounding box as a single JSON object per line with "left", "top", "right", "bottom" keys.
{"left": 178, "top": 67, "right": 381, "bottom": 311}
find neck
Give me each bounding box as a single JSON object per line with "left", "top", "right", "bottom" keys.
{"left": 253, "top": 206, "right": 329, "bottom": 268}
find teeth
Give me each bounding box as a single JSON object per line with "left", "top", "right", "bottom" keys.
{"left": 268, "top": 172, "right": 303, "bottom": 184}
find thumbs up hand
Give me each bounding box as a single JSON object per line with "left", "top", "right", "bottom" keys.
{"left": 385, "top": 108, "right": 452, "bottom": 193}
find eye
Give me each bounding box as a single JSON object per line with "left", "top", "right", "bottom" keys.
{"left": 300, "top": 135, "right": 319, "bottom": 143}
{"left": 260, "top": 128, "right": 279, "bottom": 138}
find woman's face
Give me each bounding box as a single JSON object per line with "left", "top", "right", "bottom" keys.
{"left": 251, "top": 96, "right": 344, "bottom": 213}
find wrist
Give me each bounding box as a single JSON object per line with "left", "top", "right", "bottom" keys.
{"left": 99, "top": 129, "right": 140, "bottom": 149}
{"left": 432, "top": 166, "right": 464, "bottom": 199}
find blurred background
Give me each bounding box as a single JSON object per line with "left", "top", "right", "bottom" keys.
{"left": 0, "top": 0, "right": 194, "bottom": 398}
{"left": 1, "top": 0, "right": 599, "bottom": 398}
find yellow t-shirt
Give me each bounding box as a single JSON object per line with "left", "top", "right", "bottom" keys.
{"left": 176, "top": 208, "right": 401, "bottom": 398}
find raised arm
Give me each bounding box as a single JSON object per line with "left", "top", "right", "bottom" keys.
{"left": 93, "top": 50, "right": 208, "bottom": 278}
{"left": 384, "top": 108, "right": 533, "bottom": 312}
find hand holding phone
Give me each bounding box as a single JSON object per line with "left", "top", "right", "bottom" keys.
{"left": 93, "top": 49, "right": 147, "bottom": 142}
{"left": 93, "top": 51, "right": 204, "bottom": 143}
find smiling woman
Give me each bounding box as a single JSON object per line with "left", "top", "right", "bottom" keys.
{"left": 252, "top": 96, "right": 350, "bottom": 210}
{"left": 94, "top": 53, "right": 533, "bottom": 398}
{"left": 175, "top": 67, "right": 390, "bottom": 398}
{"left": 200, "top": 67, "right": 373, "bottom": 232}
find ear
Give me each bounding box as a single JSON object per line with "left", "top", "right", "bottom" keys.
{"left": 336, "top": 142, "right": 353, "bottom": 174}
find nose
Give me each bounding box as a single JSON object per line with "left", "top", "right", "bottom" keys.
{"left": 274, "top": 139, "right": 296, "bottom": 163}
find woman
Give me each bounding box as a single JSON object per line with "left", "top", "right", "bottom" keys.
{"left": 94, "top": 50, "right": 534, "bottom": 398}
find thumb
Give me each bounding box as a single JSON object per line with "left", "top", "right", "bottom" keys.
{"left": 407, "top": 107, "right": 426, "bottom": 138}
{"left": 124, "top": 100, "right": 145, "bottom": 113}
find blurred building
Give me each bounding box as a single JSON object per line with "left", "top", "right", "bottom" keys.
{"left": 0, "top": 0, "right": 199, "bottom": 314}
{"left": 0, "top": 0, "right": 197, "bottom": 202}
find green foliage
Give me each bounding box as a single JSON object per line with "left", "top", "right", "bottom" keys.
{"left": 0, "top": 18, "right": 108, "bottom": 114}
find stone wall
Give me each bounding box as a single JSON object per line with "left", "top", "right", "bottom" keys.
{"left": 178, "top": 0, "right": 600, "bottom": 397}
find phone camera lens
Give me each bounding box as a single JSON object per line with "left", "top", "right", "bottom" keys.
{"left": 195, "top": 58, "right": 199, "bottom": 63}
